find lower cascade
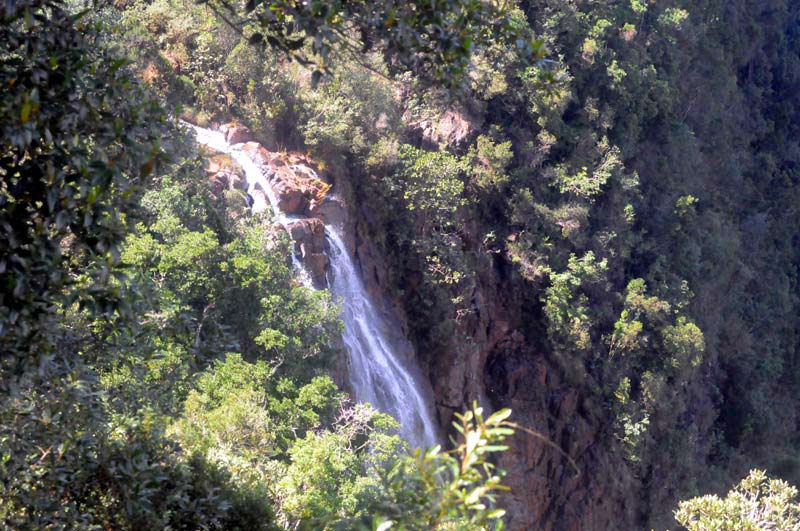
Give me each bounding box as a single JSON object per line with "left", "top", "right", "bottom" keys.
{"left": 189, "top": 123, "right": 439, "bottom": 449}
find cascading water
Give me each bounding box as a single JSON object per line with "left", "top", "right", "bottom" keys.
{"left": 187, "top": 123, "right": 311, "bottom": 283}
{"left": 188, "top": 123, "right": 439, "bottom": 449}
{"left": 326, "top": 228, "right": 438, "bottom": 447}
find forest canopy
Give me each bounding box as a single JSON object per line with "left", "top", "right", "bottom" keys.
{"left": 1, "top": 0, "right": 799, "bottom": 529}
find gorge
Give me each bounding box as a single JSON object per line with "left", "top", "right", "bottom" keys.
{"left": 4, "top": 0, "right": 800, "bottom": 529}
{"left": 189, "top": 123, "right": 440, "bottom": 449}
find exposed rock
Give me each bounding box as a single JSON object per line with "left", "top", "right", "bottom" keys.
{"left": 407, "top": 107, "right": 480, "bottom": 151}
{"left": 276, "top": 180, "right": 307, "bottom": 214}
{"left": 286, "top": 218, "right": 328, "bottom": 287}
{"left": 220, "top": 122, "right": 253, "bottom": 144}
{"left": 205, "top": 154, "right": 245, "bottom": 198}
{"left": 242, "top": 143, "right": 332, "bottom": 216}
{"left": 287, "top": 218, "right": 326, "bottom": 252}
{"left": 481, "top": 336, "right": 637, "bottom": 531}
{"left": 314, "top": 195, "right": 348, "bottom": 227}
{"left": 350, "top": 202, "right": 639, "bottom": 531}
{"left": 303, "top": 253, "right": 328, "bottom": 288}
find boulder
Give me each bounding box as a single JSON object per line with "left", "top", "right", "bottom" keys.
{"left": 242, "top": 142, "right": 269, "bottom": 161}
{"left": 287, "top": 218, "right": 326, "bottom": 247}
{"left": 220, "top": 123, "right": 253, "bottom": 144}
{"left": 303, "top": 253, "right": 328, "bottom": 287}
{"left": 286, "top": 218, "right": 328, "bottom": 287}
{"left": 271, "top": 175, "right": 308, "bottom": 215}
{"left": 205, "top": 154, "right": 245, "bottom": 198}
{"left": 241, "top": 142, "right": 332, "bottom": 216}
{"left": 287, "top": 218, "right": 326, "bottom": 256}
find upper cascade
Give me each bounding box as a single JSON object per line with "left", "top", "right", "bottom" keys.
{"left": 187, "top": 122, "right": 440, "bottom": 449}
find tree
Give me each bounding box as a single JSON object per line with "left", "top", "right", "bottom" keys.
{"left": 361, "top": 405, "right": 514, "bottom": 531}
{"left": 214, "top": 0, "right": 545, "bottom": 91}
{"left": 0, "top": 0, "right": 171, "bottom": 363}
{"left": 0, "top": 3, "right": 277, "bottom": 528}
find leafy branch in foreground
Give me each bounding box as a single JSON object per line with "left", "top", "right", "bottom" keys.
{"left": 364, "top": 404, "right": 574, "bottom": 531}
{"left": 206, "top": 0, "right": 546, "bottom": 91}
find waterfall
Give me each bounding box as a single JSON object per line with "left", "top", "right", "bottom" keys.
{"left": 326, "top": 228, "right": 439, "bottom": 447}
{"left": 188, "top": 123, "right": 439, "bottom": 449}
{"left": 187, "top": 124, "right": 311, "bottom": 283}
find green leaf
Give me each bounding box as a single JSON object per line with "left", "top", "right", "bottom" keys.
{"left": 487, "top": 408, "right": 512, "bottom": 425}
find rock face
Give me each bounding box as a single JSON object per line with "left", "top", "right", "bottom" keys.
{"left": 242, "top": 143, "right": 331, "bottom": 216}
{"left": 220, "top": 122, "right": 253, "bottom": 144}
{"left": 205, "top": 154, "right": 245, "bottom": 197}
{"left": 349, "top": 176, "right": 638, "bottom": 531}
{"left": 238, "top": 140, "right": 334, "bottom": 286}
{"left": 407, "top": 107, "right": 480, "bottom": 151}
{"left": 196, "top": 125, "right": 334, "bottom": 286}
{"left": 286, "top": 218, "right": 328, "bottom": 287}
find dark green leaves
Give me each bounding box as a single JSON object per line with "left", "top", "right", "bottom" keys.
{"left": 212, "top": 0, "right": 545, "bottom": 93}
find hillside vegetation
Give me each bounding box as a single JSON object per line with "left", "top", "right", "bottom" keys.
{"left": 1, "top": 0, "right": 799, "bottom": 529}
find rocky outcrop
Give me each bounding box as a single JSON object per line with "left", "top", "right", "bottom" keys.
{"left": 205, "top": 153, "right": 245, "bottom": 197}
{"left": 242, "top": 143, "right": 331, "bottom": 216}
{"left": 220, "top": 122, "right": 253, "bottom": 144}
{"left": 196, "top": 124, "right": 334, "bottom": 285}
{"left": 286, "top": 218, "right": 328, "bottom": 287}
{"left": 349, "top": 185, "right": 639, "bottom": 531}
{"left": 239, "top": 140, "right": 334, "bottom": 285}
{"left": 406, "top": 107, "right": 480, "bottom": 152}
{"left": 485, "top": 340, "right": 636, "bottom": 531}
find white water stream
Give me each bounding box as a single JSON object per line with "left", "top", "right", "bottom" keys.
{"left": 188, "top": 124, "right": 439, "bottom": 448}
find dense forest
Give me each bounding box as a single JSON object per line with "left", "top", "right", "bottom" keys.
{"left": 2, "top": 0, "right": 799, "bottom": 529}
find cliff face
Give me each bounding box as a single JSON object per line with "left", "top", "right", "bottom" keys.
{"left": 347, "top": 175, "right": 633, "bottom": 531}
{"left": 342, "top": 2, "right": 800, "bottom": 528}
{"left": 185, "top": 0, "right": 799, "bottom": 526}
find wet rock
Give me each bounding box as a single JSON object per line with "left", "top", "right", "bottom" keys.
{"left": 272, "top": 172, "right": 308, "bottom": 214}
{"left": 286, "top": 218, "right": 328, "bottom": 287}
{"left": 287, "top": 218, "right": 326, "bottom": 252}
{"left": 205, "top": 154, "right": 245, "bottom": 198}
{"left": 303, "top": 253, "right": 328, "bottom": 287}
{"left": 315, "top": 195, "right": 347, "bottom": 227}
{"left": 220, "top": 122, "right": 253, "bottom": 144}
{"left": 241, "top": 143, "right": 331, "bottom": 216}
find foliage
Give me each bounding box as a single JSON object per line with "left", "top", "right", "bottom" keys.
{"left": 5, "top": 0, "right": 800, "bottom": 528}
{"left": 0, "top": 4, "right": 276, "bottom": 528}
{"left": 363, "top": 405, "right": 513, "bottom": 531}
{"left": 168, "top": 353, "right": 408, "bottom": 530}
{"left": 676, "top": 470, "right": 800, "bottom": 531}
{"left": 226, "top": 0, "right": 545, "bottom": 91}
{"left": 0, "top": 0, "right": 168, "bottom": 362}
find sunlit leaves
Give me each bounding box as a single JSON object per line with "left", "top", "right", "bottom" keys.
{"left": 676, "top": 470, "right": 800, "bottom": 531}
{"left": 365, "top": 403, "right": 516, "bottom": 531}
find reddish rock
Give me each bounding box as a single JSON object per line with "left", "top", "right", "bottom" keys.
{"left": 205, "top": 154, "right": 245, "bottom": 198}
{"left": 286, "top": 218, "right": 328, "bottom": 287}
{"left": 241, "top": 142, "right": 331, "bottom": 216}
{"left": 272, "top": 173, "right": 308, "bottom": 215}
{"left": 303, "top": 253, "right": 328, "bottom": 287}
{"left": 242, "top": 141, "right": 269, "bottom": 161}
{"left": 287, "top": 218, "right": 324, "bottom": 242}
{"left": 220, "top": 123, "right": 253, "bottom": 144}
